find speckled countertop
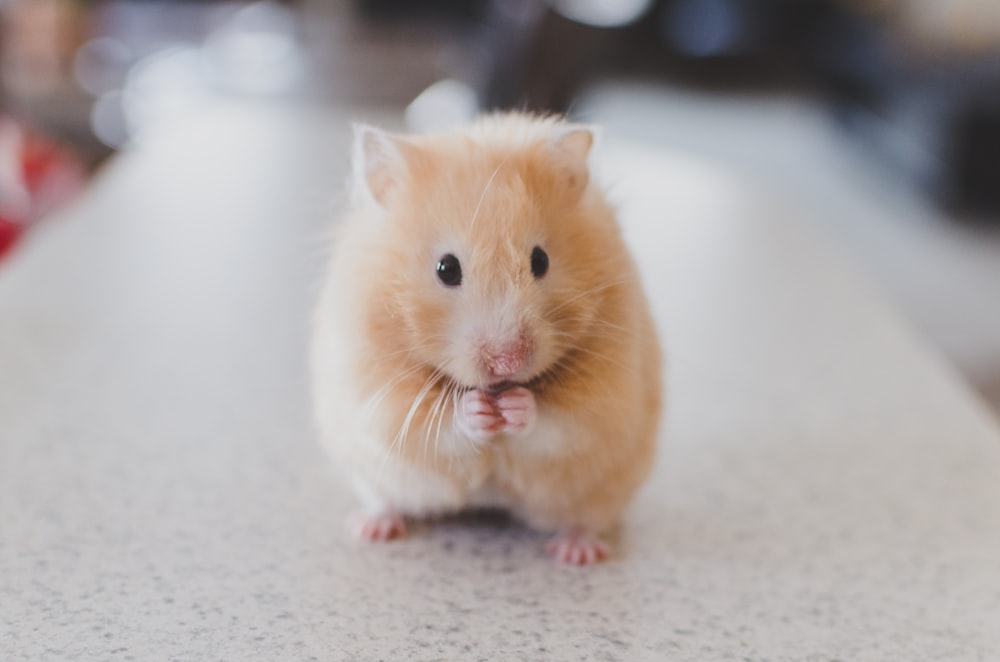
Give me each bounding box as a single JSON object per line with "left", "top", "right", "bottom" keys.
{"left": 2, "top": 103, "right": 1000, "bottom": 661}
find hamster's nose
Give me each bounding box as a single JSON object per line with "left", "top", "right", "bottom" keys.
{"left": 486, "top": 349, "right": 523, "bottom": 377}
{"left": 480, "top": 335, "right": 533, "bottom": 378}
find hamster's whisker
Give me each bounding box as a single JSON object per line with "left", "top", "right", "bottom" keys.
{"left": 386, "top": 370, "right": 436, "bottom": 464}
{"left": 364, "top": 344, "right": 450, "bottom": 417}
{"left": 550, "top": 325, "right": 637, "bottom": 348}
{"left": 559, "top": 316, "right": 635, "bottom": 336}
{"left": 371, "top": 343, "right": 438, "bottom": 362}
{"left": 547, "top": 277, "right": 636, "bottom": 315}
{"left": 400, "top": 370, "right": 443, "bottom": 451}
{"left": 420, "top": 387, "right": 437, "bottom": 467}
{"left": 375, "top": 368, "right": 442, "bottom": 487}
{"left": 432, "top": 379, "right": 455, "bottom": 463}
{"left": 446, "top": 378, "right": 467, "bottom": 469}
{"left": 468, "top": 155, "right": 510, "bottom": 232}
{"left": 541, "top": 342, "right": 634, "bottom": 391}
{"left": 451, "top": 382, "right": 461, "bottom": 457}
{"left": 423, "top": 377, "right": 451, "bottom": 467}
{"left": 555, "top": 341, "right": 634, "bottom": 372}
{"left": 363, "top": 362, "right": 428, "bottom": 421}
{"left": 549, "top": 312, "right": 639, "bottom": 339}
{"left": 429, "top": 372, "right": 459, "bottom": 462}
{"left": 427, "top": 385, "right": 443, "bottom": 465}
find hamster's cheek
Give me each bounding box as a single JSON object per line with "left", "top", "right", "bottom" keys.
{"left": 399, "top": 292, "right": 458, "bottom": 353}
{"left": 438, "top": 352, "right": 480, "bottom": 390}
{"left": 423, "top": 308, "right": 494, "bottom": 387}
{"left": 550, "top": 293, "right": 598, "bottom": 342}
{"left": 527, "top": 319, "right": 562, "bottom": 375}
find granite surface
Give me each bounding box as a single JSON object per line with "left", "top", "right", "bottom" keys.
{"left": 2, "top": 102, "right": 1000, "bottom": 661}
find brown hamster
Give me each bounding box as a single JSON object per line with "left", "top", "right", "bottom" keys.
{"left": 311, "top": 113, "right": 662, "bottom": 564}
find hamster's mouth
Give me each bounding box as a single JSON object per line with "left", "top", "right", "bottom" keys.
{"left": 446, "top": 363, "right": 558, "bottom": 395}
{"left": 481, "top": 373, "right": 549, "bottom": 394}
{"left": 485, "top": 380, "right": 514, "bottom": 395}
{"left": 447, "top": 354, "right": 568, "bottom": 396}
{"left": 448, "top": 378, "right": 524, "bottom": 395}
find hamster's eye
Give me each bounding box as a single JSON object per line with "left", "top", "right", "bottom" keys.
{"left": 436, "top": 254, "right": 462, "bottom": 287}
{"left": 530, "top": 246, "right": 549, "bottom": 279}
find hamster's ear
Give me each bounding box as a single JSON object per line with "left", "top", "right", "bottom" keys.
{"left": 352, "top": 123, "right": 410, "bottom": 207}
{"left": 548, "top": 124, "right": 598, "bottom": 203}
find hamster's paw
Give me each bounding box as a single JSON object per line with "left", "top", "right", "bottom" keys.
{"left": 494, "top": 386, "right": 536, "bottom": 435}
{"left": 457, "top": 389, "right": 502, "bottom": 442}
{"left": 546, "top": 528, "right": 609, "bottom": 565}
{"left": 346, "top": 511, "right": 407, "bottom": 542}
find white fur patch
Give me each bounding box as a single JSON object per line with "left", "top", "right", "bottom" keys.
{"left": 501, "top": 406, "right": 573, "bottom": 457}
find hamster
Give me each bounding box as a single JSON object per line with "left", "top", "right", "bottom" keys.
{"left": 311, "top": 112, "right": 662, "bottom": 564}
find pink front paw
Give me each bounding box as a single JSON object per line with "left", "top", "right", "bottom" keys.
{"left": 457, "top": 389, "right": 503, "bottom": 441}
{"left": 494, "top": 386, "right": 536, "bottom": 436}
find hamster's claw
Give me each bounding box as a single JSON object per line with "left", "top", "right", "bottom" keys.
{"left": 347, "top": 511, "right": 407, "bottom": 542}
{"left": 546, "top": 529, "right": 609, "bottom": 565}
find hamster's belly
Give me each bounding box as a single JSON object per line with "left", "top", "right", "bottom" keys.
{"left": 330, "top": 417, "right": 500, "bottom": 516}
{"left": 464, "top": 481, "right": 512, "bottom": 510}
{"left": 355, "top": 451, "right": 476, "bottom": 516}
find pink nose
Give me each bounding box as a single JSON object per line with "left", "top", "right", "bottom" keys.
{"left": 487, "top": 351, "right": 523, "bottom": 377}
{"left": 481, "top": 340, "right": 531, "bottom": 378}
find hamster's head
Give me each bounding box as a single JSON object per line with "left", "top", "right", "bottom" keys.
{"left": 352, "top": 115, "right": 620, "bottom": 391}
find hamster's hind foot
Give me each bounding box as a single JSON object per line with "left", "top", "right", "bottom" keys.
{"left": 347, "top": 511, "right": 407, "bottom": 542}
{"left": 546, "top": 528, "right": 609, "bottom": 565}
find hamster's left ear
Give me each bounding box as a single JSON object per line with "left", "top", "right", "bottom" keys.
{"left": 549, "top": 124, "right": 599, "bottom": 203}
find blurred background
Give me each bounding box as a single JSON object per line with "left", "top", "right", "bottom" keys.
{"left": 1, "top": 0, "right": 999, "bottom": 412}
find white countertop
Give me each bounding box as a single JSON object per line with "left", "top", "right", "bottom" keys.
{"left": 2, "top": 101, "right": 1000, "bottom": 661}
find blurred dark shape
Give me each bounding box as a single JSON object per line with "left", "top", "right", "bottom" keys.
{"left": 356, "top": 0, "right": 1000, "bottom": 216}
{"left": 661, "top": 0, "right": 758, "bottom": 57}
{"left": 356, "top": 0, "right": 488, "bottom": 22}
{"left": 957, "top": 104, "right": 1000, "bottom": 212}
{"left": 478, "top": 1, "right": 608, "bottom": 113}
{"left": 1, "top": 0, "right": 997, "bottom": 216}
{"left": 815, "top": 10, "right": 1000, "bottom": 216}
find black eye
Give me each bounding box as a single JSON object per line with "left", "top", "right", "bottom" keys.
{"left": 530, "top": 246, "right": 549, "bottom": 279}
{"left": 436, "top": 253, "right": 462, "bottom": 287}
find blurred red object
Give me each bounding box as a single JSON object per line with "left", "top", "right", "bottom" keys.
{"left": 0, "top": 117, "right": 85, "bottom": 260}
{"left": 0, "top": 220, "right": 18, "bottom": 258}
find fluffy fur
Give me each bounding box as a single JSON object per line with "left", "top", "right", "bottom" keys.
{"left": 311, "top": 113, "right": 662, "bottom": 563}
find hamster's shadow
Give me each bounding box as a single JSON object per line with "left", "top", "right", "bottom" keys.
{"left": 414, "top": 508, "right": 543, "bottom": 553}
{"left": 412, "top": 507, "right": 623, "bottom": 559}
{"left": 423, "top": 508, "right": 528, "bottom": 539}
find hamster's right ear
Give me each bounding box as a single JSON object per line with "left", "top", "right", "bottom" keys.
{"left": 352, "top": 124, "right": 410, "bottom": 208}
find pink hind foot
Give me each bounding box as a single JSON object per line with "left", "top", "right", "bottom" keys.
{"left": 347, "top": 511, "right": 407, "bottom": 542}
{"left": 546, "top": 529, "right": 609, "bottom": 565}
